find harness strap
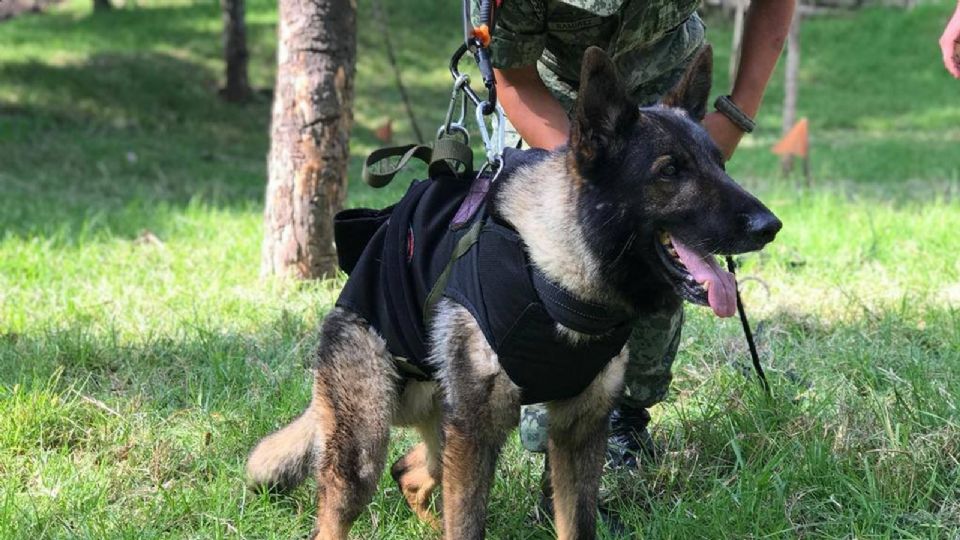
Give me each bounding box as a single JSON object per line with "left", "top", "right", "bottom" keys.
{"left": 362, "top": 139, "right": 474, "bottom": 188}
{"left": 362, "top": 144, "right": 431, "bottom": 188}
{"left": 422, "top": 218, "right": 484, "bottom": 325}
{"left": 432, "top": 137, "right": 475, "bottom": 177}
{"left": 531, "top": 270, "right": 632, "bottom": 335}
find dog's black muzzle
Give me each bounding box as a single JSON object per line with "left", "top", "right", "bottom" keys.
{"left": 741, "top": 211, "right": 783, "bottom": 248}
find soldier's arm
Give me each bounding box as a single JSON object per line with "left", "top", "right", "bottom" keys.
{"left": 483, "top": 0, "right": 569, "bottom": 149}
{"left": 495, "top": 66, "right": 570, "bottom": 149}
{"left": 704, "top": 0, "right": 797, "bottom": 159}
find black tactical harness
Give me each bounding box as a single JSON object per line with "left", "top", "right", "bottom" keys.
{"left": 331, "top": 0, "right": 774, "bottom": 405}
{"left": 334, "top": 149, "right": 634, "bottom": 404}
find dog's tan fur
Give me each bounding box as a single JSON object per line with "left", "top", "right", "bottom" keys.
{"left": 495, "top": 156, "right": 621, "bottom": 307}
{"left": 243, "top": 51, "right": 655, "bottom": 538}
{"left": 246, "top": 45, "right": 780, "bottom": 540}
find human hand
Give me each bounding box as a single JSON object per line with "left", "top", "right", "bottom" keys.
{"left": 702, "top": 111, "right": 745, "bottom": 161}
{"left": 941, "top": 4, "right": 960, "bottom": 79}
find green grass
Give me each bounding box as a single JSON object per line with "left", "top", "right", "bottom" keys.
{"left": 1, "top": 0, "right": 959, "bottom": 537}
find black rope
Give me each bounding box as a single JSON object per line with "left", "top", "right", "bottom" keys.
{"left": 725, "top": 256, "right": 770, "bottom": 396}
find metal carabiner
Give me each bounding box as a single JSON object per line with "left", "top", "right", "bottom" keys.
{"left": 438, "top": 74, "right": 471, "bottom": 145}
{"left": 476, "top": 153, "right": 504, "bottom": 184}
{"left": 474, "top": 101, "right": 506, "bottom": 165}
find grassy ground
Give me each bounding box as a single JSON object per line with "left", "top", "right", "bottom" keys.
{"left": 1, "top": 0, "right": 959, "bottom": 538}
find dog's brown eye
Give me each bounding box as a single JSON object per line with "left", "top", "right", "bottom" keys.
{"left": 661, "top": 164, "right": 678, "bottom": 178}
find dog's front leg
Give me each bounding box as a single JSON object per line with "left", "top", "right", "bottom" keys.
{"left": 546, "top": 351, "right": 628, "bottom": 540}
{"left": 432, "top": 303, "right": 521, "bottom": 540}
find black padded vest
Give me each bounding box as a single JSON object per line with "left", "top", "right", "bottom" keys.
{"left": 334, "top": 149, "right": 633, "bottom": 404}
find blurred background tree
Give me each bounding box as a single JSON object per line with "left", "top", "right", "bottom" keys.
{"left": 219, "top": 0, "right": 252, "bottom": 102}
{"left": 261, "top": 0, "right": 356, "bottom": 279}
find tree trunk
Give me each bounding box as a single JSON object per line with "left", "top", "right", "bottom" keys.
{"left": 261, "top": 0, "right": 356, "bottom": 279}
{"left": 93, "top": 0, "right": 111, "bottom": 12}
{"left": 781, "top": 7, "right": 800, "bottom": 175}
{"left": 219, "top": 0, "right": 252, "bottom": 102}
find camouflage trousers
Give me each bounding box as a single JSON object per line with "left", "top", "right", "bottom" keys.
{"left": 519, "top": 307, "right": 684, "bottom": 453}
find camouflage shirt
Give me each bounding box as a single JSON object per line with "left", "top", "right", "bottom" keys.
{"left": 486, "top": 0, "right": 705, "bottom": 109}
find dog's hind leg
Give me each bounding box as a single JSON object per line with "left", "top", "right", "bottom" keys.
{"left": 310, "top": 311, "right": 399, "bottom": 540}
{"left": 546, "top": 350, "right": 628, "bottom": 540}
{"left": 390, "top": 419, "right": 442, "bottom": 527}
{"left": 432, "top": 302, "right": 522, "bottom": 540}
{"left": 250, "top": 309, "right": 398, "bottom": 540}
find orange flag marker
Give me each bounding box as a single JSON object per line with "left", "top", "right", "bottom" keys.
{"left": 772, "top": 117, "right": 809, "bottom": 158}
{"left": 375, "top": 118, "right": 393, "bottom": 144}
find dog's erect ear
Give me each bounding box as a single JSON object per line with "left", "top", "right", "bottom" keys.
{"left": 570, "top": 46, "right": 639, "bottom": 174}
{"left": 661, "top": 44, "right": 713, "bottom": 121}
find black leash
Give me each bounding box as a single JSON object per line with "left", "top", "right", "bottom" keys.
{"left": 725, "top": 256, "right": 770, "bottom": 396}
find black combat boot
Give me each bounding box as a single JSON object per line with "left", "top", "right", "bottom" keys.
{"left": 606, "top": 403, "right": 656, "bottom": 469}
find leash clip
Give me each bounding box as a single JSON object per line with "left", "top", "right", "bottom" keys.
{"left": 474, "top": 101, "right": 505, "bottom": 166}
{"left": 476, "top": 153, "right": 504, "bottom": 183}
{"left": 438, "top": 73, "right": 471, "bottom": 145}
{"left": 449, "top": 41, "right": 497, "bottom": 115}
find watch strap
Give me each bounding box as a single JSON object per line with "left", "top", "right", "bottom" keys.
{"left": 714, "top": 95, "right": 756, "bottom": 134}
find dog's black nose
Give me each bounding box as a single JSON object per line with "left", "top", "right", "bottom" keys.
{"left": 744, "top": 212, "right": 782, "bottom": 245}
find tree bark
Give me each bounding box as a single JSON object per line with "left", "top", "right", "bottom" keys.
{"left": 220, "top": 0, "right": 252, "bottom": 102}
{"left": 261, "top": 0, "right": 356, "bottom": 279}
{"left": 93, "top": 0, "right": 112, "bottom": 12}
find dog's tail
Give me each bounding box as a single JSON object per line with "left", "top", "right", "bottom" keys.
{"left": 246, "top": 405, "right": 320, "bottom": 493}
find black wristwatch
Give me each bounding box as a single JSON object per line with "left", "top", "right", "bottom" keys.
{"left": 713, "top": 95, "right": 756, "bottom": 134}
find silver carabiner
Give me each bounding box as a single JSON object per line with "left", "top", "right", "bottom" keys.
{"left": 439, "top": 74, "right": 470, "bottom": 143}
{"left": 475, "top": 101, "right": 506, "bottom": 165}
{"left": 476, "top": 153, "right": 504, "bottom": 183}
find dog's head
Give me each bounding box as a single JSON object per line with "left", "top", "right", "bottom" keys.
{"left": 570, "top": 46, "right": 781, "bottom": 317}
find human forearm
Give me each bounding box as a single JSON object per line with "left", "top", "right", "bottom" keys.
{"left": 703, "top": 0, "right": 795, "bottom": 160}
{"left": 940, "top": 0, "right": 960, "bottom": 78}
{"left": 730, "top": 0, "right": 797, "bottom": 116}
{"left": 494, "top": 66, "right": 571, "bottom": 149}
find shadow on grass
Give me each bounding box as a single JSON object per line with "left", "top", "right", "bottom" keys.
{"left": 2, "top": 303, "right": 959, "bottom": 536}
{"left": 0, "top": 0, "right": 461, "bottom": 242}
{"left": 6, "top": 3, "right": 249, "bottom": 55}
{"left": 602, "top": 306, "right": 960, "bottom": 536}
{"left": 0, "top": 49, "right": 273, "bottom": 241}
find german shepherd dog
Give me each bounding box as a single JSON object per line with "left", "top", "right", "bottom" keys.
{"left": 246, "top": 45, "right": 781, "bottom": 539}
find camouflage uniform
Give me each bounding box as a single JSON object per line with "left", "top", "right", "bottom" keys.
{"left": 479, "top": 0, "right": 704, "bottom": 453}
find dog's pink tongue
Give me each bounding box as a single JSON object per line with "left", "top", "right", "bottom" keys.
{"left": 671, "top": 238, "right": 737, "bottom": 318}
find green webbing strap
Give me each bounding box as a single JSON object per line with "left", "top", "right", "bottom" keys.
{"left": 422, "top": 218, "right": 484, "bottom": 325}
{"left": 362, "top": 144, "right": 433, "bottom": 188}
{"left": 362, "top": 139, "right": 474, "bottom": 188}
{"left": 430, "top": 137, "right": 473, "bottom": 178}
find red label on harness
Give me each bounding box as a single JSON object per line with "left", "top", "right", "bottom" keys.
{"left": 406, "top": 227, "right": 415, "bottom": 262}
